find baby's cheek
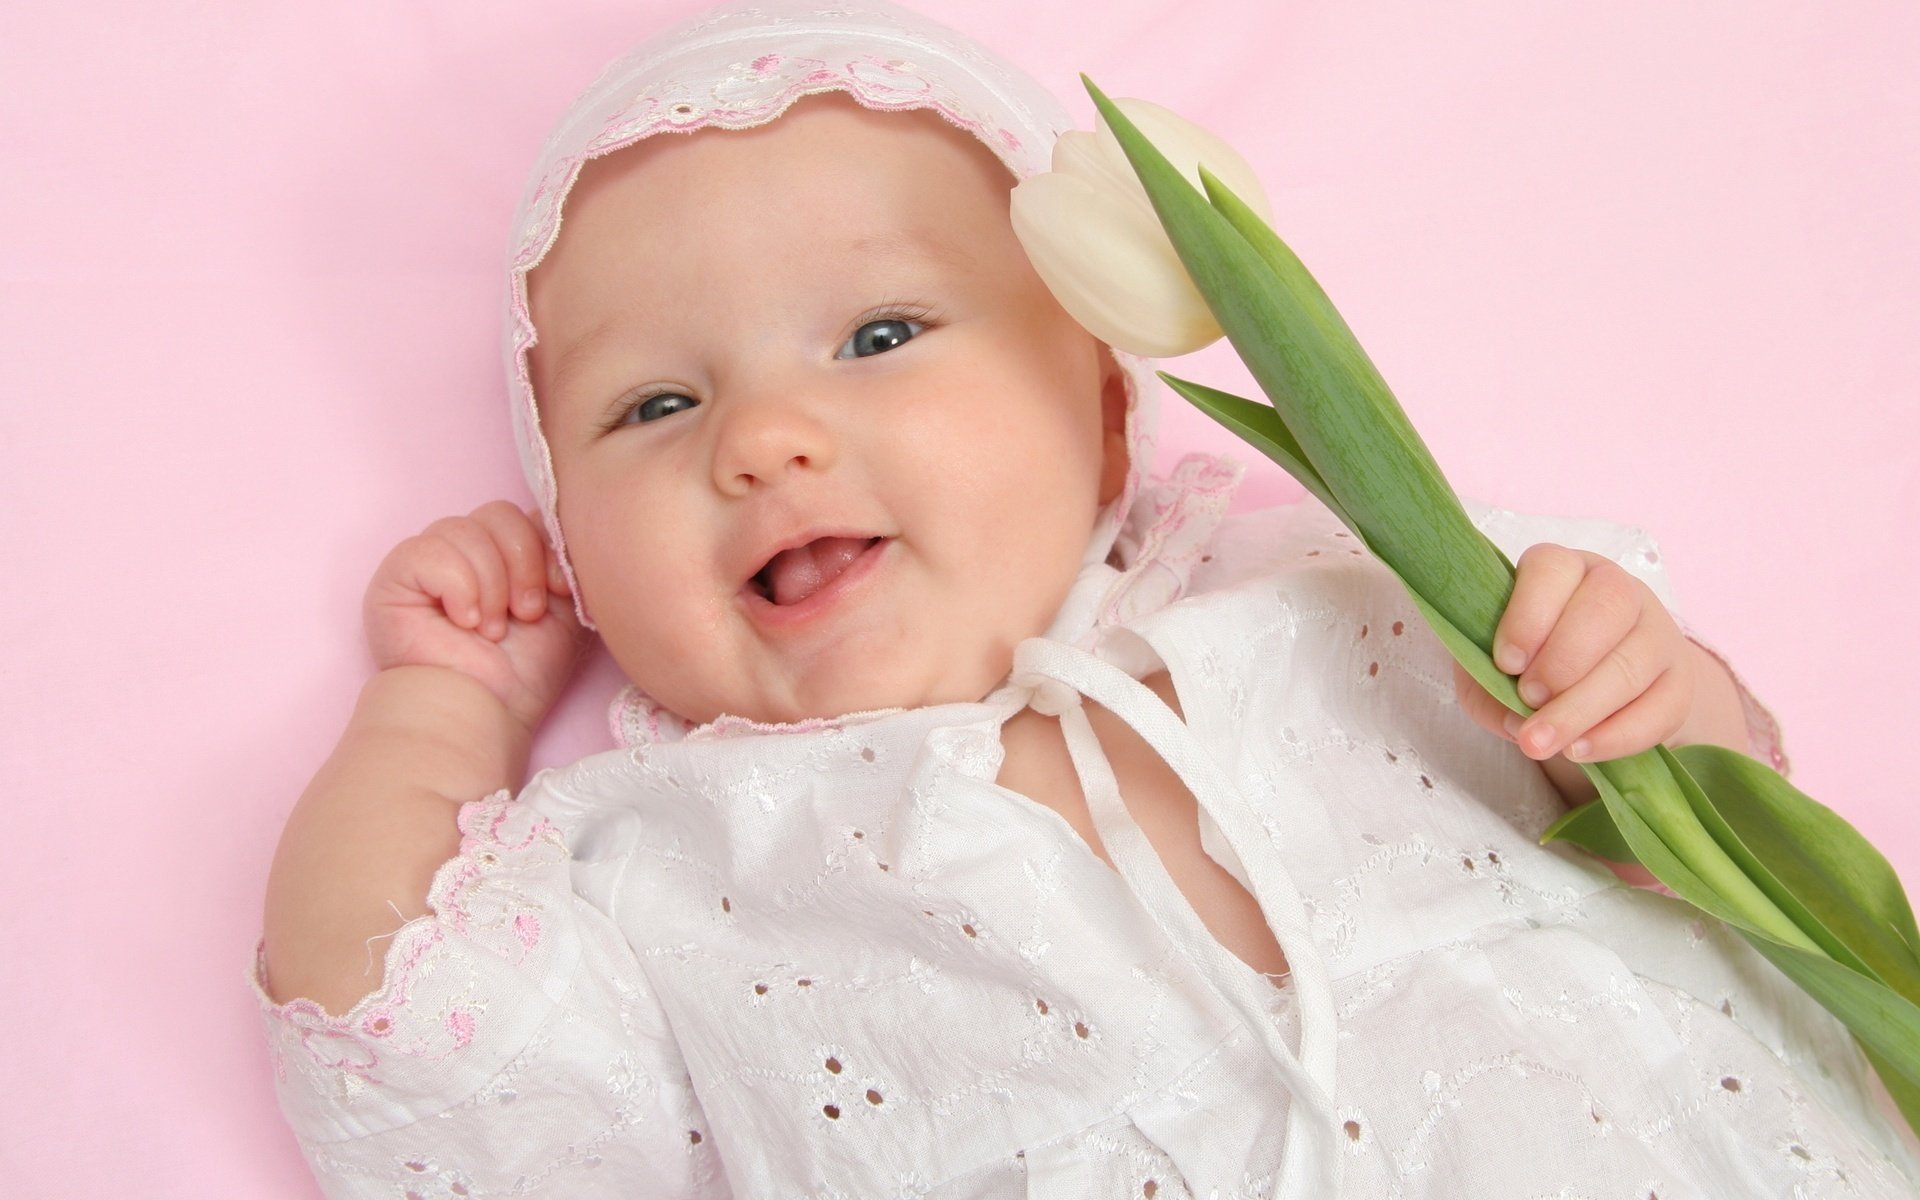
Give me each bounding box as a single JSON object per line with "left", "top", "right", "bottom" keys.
{"left": 997, "top": 495, "right": 1103, "bottom": 642}
{"left": 580, "top": 545, "right": 713, "bottom": 685}
{"left": 604, "top": 608, "right": 736, "bottom": 725}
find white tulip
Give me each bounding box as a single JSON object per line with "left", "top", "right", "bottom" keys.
{"left": 1010, "top": 97, "right": 1273, "bottom": 358}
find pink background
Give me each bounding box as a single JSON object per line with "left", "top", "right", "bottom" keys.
{"left": 3, "top": 1, "right": 1914, "bottom": 1192}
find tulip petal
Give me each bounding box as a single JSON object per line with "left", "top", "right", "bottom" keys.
{"left": 1009, "top": 170, "right": 1222, "bottom": 357}
{"left": 1096, "top": 97, "right": 1275, "bottom": 224}
{"left": 1052, "top": 130, "right": 1157, "bottom": 221}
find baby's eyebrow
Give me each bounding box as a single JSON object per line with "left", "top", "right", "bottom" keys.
{"left": 547, "top": 314, "right": 622, "bottom": 402}
{"left": 845, "top": 229, "right": 971, "bottom": 275}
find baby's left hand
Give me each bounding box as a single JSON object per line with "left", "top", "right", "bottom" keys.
{"left": 1452, "top": 543, "right": 1697, "bottom": 765}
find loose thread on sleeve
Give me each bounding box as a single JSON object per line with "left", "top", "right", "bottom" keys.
{"left": 361, "top": 899, "right": 411, "bottom": 977}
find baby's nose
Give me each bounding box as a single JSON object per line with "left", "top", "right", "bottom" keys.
{"left": 711, "top": 393, "right": 838, "bottom": 495}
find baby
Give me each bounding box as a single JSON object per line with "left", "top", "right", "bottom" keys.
{"left": 251, "top": 3, "right": 1920, "bottom": 1197}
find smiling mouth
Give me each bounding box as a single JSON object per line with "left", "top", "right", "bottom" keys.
{"left": 750, "top": 536, "right": 886, "bottom": 607}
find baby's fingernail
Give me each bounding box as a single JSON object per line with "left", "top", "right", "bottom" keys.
{"left": 1519, "top": 679, "right": 1549, "bottom": 707}
{"left": 1527, "top": 723, "right": 1556, "bottom": 755}
{"left": 465, "top": 605, "right": 480, "bottom": 626}
{"left": 1502, "top": 713, "right": 1523, "bottom": 740}
{"left": 548, "top": 561, "right": 566, "bottom": 591}
{"left": 521, "top": 589, "right": 543, "bottom": 615}
{"left": 1567, "top": 739, "right": 1592, "bottom": 761}
{"left": 1495, "top": 642, "right": 1526, "bottom": 673}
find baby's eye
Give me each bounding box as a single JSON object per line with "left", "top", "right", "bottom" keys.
{"left": 836, "top": 317, "right": 924, "bottom": 360}
{"left": 622, "top": 391, "right": 698, "bottom": 426}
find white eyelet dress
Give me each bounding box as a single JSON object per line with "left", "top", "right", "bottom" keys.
{"left": 248, "top": 480, "right": 1920, "bottom": 1199}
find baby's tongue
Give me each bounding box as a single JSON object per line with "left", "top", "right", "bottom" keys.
{"left": 763, "top": 537, "right": 871, "bottom": 606}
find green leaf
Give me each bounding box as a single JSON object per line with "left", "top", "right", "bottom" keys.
{"left": 1080, "top": 75, "right": 1516, "bottom": 654}
{"left": 1741, "top": 934, "right": 1920, "bottom": 1095}
{"left": 1594, "top": 751, "right": 1821, "bottom": 951}
{"left": 1652, "top": 745, "right": 1883, "bottom": 985}
{"left": 1157, "top": 370, "right": 1532, "bottom": 720}
{"left": 1673, "top": 743, "right": 1920, "bottom": 997}
{"left": 1541, "top": 797, "right": 1639, "bottom": 864}
{"left": 1196, "top": 164, "right": 1365, "bottom": 374}
{"left": 1157, "top": 373, "right": 1353, "bottom": 528}
{"left": 1583, "top": 760, "right": 1760, "bottom": 933}
{"left": 1863, "top": 1042, "right": 1920, "bottom": 1139}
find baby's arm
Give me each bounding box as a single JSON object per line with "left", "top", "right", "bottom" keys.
{"left": 260, "top": 502, "right": 588, "bottom": 1016}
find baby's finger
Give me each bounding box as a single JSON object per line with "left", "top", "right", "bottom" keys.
{"left": 1451, "top": 661, "right": 1519, "bottom": 743}
{"left": 1548, "top": 664, "right": 1690, "bottom": 763}
{"left": 1494, "top": 545, "right": 1586, "bottom": 677}
{"left": 1520, "top": 561, "right": 1645, "bottom": 710}
{"left": 423, "top": 517, "right": 511, "bottom": 640}
{"left": 525, "top": 507, "right": 572, "bottom": 596}
{"left": 1513, "top": 619, "right": 1676, "bottom": 759}
{"left": 469, "top": 501, "right": 549, "bottom": 623}
{"left": 381, "top": 533, "right": 484, "bottom": 631}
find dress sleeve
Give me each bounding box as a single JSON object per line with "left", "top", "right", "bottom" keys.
{"left": 246, "top": 789, "right": 732, "bottom": 1199}
{"left": 1465, "top": 499, "right": 1791, "bottom": 776}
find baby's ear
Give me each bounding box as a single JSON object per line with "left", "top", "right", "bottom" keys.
{"left": 1096, "top": 348, "right": 1131, "bottom": 506}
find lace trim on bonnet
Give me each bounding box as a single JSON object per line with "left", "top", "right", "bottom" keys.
{"left": 497, "top": 0, "right": 1239, "bottom": 744}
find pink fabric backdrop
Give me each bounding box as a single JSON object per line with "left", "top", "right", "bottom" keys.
{"left": 3, "top": 1, "right": 1914, "bottom": 1192}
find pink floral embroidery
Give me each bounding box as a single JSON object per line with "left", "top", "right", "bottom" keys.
{"left": 290, "top": 1024, "right": 381, "bottom": 1075}
{"left": 705, "top": 713, "right": 847, "bottom": 738}
{"left": 249, "top": 791, "right": 565, "bottom": 1085}
{"left": 446, "top": 1008, "right": 476, "bottom": 1049}
{"left": 610, "top": 686, "right": 693, "bottom": 746}
{"left": 1100, "top": 453, "right": 1245, "bottom": 626}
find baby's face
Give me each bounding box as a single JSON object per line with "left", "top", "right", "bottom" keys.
{"left": 529, "top": 92, "right": 1128, "bottom": 726}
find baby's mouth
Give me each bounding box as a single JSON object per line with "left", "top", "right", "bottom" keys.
{"left": 750, "top": 536, "right": 885, "bottom": 607}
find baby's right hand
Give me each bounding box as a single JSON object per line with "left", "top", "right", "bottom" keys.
{"left": 364, "top": 501, "right": 592, "bottom": 733}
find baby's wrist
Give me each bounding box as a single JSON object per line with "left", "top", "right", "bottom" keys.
{"left": 355, "top": 665, "right": 534, "bottom": 799}
{"left": 1670, "top": 639, "right": 1752, "bottom": 760}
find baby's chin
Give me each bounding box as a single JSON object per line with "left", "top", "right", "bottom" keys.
{"left": 651, "top": 655, "right": 1019, "bottom": 730}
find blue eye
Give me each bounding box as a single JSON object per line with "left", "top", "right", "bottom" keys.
{"left": 837, "top": 317, "right": 924, "bottom": 360}
{"left": 626, "top": 391, "right": 697, "bottom": 425}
